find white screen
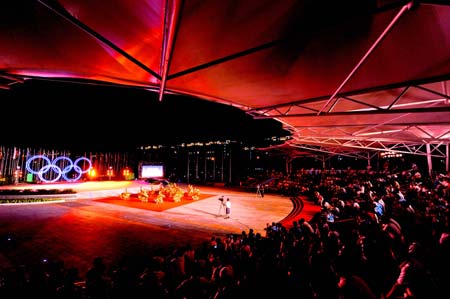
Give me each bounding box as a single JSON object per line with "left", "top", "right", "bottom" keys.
{"left": 141, "top": 165, "right": 164, "bottom": 178}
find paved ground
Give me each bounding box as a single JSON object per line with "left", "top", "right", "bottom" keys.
{"left": 0, "top": 181, "right": 315, "bottom": 276}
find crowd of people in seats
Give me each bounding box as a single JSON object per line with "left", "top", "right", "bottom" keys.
{"left": 0, "top": 161, "right": 449, "bottom": 299}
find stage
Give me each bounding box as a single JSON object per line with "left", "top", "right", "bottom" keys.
{"left": 0, "top": 180, "right": 319, "bottom": 275}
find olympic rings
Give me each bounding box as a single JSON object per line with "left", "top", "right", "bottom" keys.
{"left": 25, "top": 155, "right": 92, "bottom": 183}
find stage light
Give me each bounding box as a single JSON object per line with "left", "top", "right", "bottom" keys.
{"left": 88, "top": 168, "right": 97, "bottom": 179}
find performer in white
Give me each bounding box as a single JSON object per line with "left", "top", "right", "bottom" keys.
{"left": 225, "top": 198, "right": 231, "bottom": 219}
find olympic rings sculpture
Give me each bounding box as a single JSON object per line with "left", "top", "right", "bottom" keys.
{"left": 25, "top": 155, "right": 92, "bottom": 183}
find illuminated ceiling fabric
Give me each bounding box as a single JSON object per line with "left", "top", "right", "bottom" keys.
{"left": 1, "top": 0, "right": 449, "bottom": 157}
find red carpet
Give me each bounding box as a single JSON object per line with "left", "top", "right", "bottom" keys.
{"left": 94, "top": 193, "right": 215, "bottom": 212}
{"left": 280, "top": 195, "right": 322, "bottom": 228}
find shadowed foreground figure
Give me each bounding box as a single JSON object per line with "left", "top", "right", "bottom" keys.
{"left": 174, "top": 261, "right": 212, "bottom": 299}
{"left": 385, "top": 241, "right": 439, "bottom": 299}
{"left": 85, "top": 257, "right": 108, "bottom": 299}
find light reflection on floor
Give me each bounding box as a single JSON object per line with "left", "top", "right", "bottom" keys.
{"left": 0, "top": 181, "right": 297, "bottom": 275}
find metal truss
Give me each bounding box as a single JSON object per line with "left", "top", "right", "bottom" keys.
{"left": 285, "top": 138, "right": 447, "bottom": 158}
{"left": 0, "top": 73, "right": 24, "bottom": 90}
{"left": 249, "top": 80, "right": 450, "bottom": 159}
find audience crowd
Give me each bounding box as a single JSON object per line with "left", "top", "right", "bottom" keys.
{"left": 0, "top": 161, "right": 449, "bottom": 299}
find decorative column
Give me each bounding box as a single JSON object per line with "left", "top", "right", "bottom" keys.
{"left": 204, "top": 154, "right": 208, "bottom": 182}
{"left": 221, "top": 147, "right": 224, "bottom": 182}
{"left": 195, "top": 152, "right": 199, "bottom": 180}
{"left": 186, "top": 151, "right": 190, "bottom": 183}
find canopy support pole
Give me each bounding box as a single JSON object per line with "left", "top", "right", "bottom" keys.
{"left": 317, "top": 1, "right": 414, "bottom": 115}
{"left": 426, "top": 143, "right": 433, "bottom": 177}
{"left": 159, "top": 0, "right": 182, "bottom": 102}
{"left": 446, "top": 143, "right": 449, "bottom": 173}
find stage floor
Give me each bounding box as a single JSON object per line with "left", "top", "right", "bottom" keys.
{"left": 0, "top": 180, "right": 317, "bottom": 276}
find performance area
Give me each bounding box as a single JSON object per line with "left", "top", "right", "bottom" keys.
{"left": 0, "top": 180, "right": 318, "bottom": 276}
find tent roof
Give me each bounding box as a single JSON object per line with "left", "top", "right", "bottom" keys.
{"left": 1, "top": 0, "right": 449, "bottom": 158}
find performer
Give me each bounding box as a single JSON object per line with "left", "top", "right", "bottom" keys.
{"left": 225, "top": 198, "right": 231, "bottom": 219}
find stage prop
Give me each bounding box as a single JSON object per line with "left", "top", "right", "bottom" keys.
{"left": 25, "top": 155, "right": 91, "bottom": 183}
{"left": 120, "top": 183, "right": 201, "bottom": 204}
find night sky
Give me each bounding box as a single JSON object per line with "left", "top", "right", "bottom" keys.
{"left": 1, "top": 79, "right": 289, "bottom": 152}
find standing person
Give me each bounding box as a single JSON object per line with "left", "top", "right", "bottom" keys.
{"left": 256, "top": 184, "right": 264, "bottom": 198}
{"left": 225, "top": 198, "right": 231, "bottom": 219}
